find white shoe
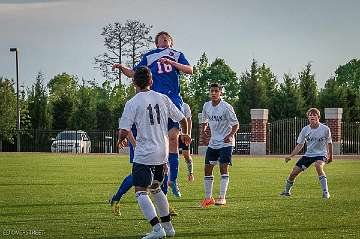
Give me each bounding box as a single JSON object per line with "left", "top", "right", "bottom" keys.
{"left": 215, "top": 197, "right": 226, "bottom": 206}
{"left": 142, "top": 227, "right": 166, "bottom": 239}
{"left": 162, "top": 222, "right": 175, "bottom": 237}
{"left": 323, "top": 192, "right": 330, "bottom": 199}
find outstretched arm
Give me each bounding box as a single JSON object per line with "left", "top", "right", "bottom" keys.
{"left": 112, "top": 64, "right": 135, "bottom": 78}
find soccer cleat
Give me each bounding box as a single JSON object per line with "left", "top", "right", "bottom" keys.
{"left": 162, "top": 222, "right": 175, "bottom": 237}
{"left": 215, "top": 197, "right": 226, "bottom": 206}
{"left": 142, "top": 226, "right": 166, "bottom": 239}
{"left": 187, "top": 174, "right": 194, "bottom": 182}
{"left": 280, "top": 191, "right": 291, "bottom": 197}
{"left": 200, "top": 198, "right": 215, "bottom": 208}
{"left": 169, "top": 205, "right": 178, "bottom": 216}
{"left": 323, "top": 192, "right": 331, "bottom": 199}
{"left": 109, "top": 197, "right": 121, "bottom": 216}
{"left": 169, "top": 181, "right": 182, "bottom": 198}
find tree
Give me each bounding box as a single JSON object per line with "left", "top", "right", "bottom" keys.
{"left": 69, "top": 86, "right": 96, "bottom": 131}
{"left": 299, "top": 63, "right": 318, "bottom": 108}
{"left": 94, "top": 20, "right": 152, "bottom": 84}
{"left": 0, "top": 78, "right": 16, "bottom": 150}
{"left": 48, "top": 73, "right": 78, "bottom": 130}
{"left": 28, "top": 72, "right": 51, "bottom": 129}
{"left": 272, "top": 74, "right": 304, "bottom": 119}
{"left": 123, "top": 20, "right": 153, "bottom": 67}
{"left": 335, "top": 59, "right": 360, "bottom": 90}
{"left": 236, "top": 59, "right": 267, "bottom": 123}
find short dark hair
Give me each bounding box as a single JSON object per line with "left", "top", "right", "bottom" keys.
{"left": 155, "top": 31, "right": 173, "bottom": 47}
{"left": 210, "top": 83, "right": 223, "bottom": 92}
{"left": 133, "top": 66, "right": 152, "bottom": 89}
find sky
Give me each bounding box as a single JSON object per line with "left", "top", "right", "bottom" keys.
{"left": 1, "top": 0, "right": 359, "bottom": 89}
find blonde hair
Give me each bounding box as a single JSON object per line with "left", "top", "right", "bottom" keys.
{"left": 306, "top": 108, "right": 321, "bottom": 118}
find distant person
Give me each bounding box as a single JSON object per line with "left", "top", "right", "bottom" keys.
{"left": 200, "top": 83, "right": 239, "bottom": 208}
{"left": 280, "top": 108, "right": 333, "bottom": 199}
{"left": 113, "top": 31, "right": 193, "bottom": 198}
{"left": 117, "top": 66, "right": 191, "bottom": 238}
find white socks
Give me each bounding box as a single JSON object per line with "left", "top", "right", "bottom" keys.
{"left": 219, "top": 174, "right": 229, "bottom": 198}
{"left": 319, "top": 175, "right": 329, "bottom": 193}
{"left": 136, "top": 191, "right": 157, "bottom": 221}
{"left": 204, "top": 175, "right": 214, "bottom": 198}
{"left": 151, "top": 188, "right": 170, "bottom": 217}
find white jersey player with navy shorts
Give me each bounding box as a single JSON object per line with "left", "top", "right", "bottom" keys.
{"left": 117, "top": 66, "right": 191, "bottom": 239}
{"left": 280, "top": 108, "right": 333, "bottom": 199}
{"left": 200, "top": 83, "right": 239, "bottom": 208}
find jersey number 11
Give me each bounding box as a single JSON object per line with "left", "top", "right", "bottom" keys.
{"left": 147, "top": 104, "right": 160, "bottom": 125}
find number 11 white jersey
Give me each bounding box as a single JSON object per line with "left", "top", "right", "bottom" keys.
{"left": 119, "top": 90, "right": 185, "bottom": 165}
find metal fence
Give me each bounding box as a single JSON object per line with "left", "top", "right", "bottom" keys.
{"left": 267, "top": 118, "right": 308, "bottom": 155}
{"left": 342, "top": 122, "right": 360, "bottom": 154}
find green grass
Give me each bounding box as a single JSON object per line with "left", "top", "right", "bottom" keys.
{"left": 0, "top": 153, "right": 359, "bottom": 239}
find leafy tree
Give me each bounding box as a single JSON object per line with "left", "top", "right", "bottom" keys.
{"left": 48, "top": 73, "right": 78, "bottom": 130}
{"left": 272, "top": 74, "right": 304, "bottom": 119}
{"left": 69, "top": 86, "right": 96, "bottom": 131}
{"left": 94, "top": 20, "right": 152, "bottom": 84}
{"left": 236, "top": 59, "right": 267, "bottom": 123}
{"left": 28, "top": 72, "right": 51, "bottom": 129}
{"left": 299, "top": 63, "right": 318, "bottom": 108}
{"left": 258, "top": 63, "right": 279, "bottom": 121}
{"left": 335, "top": 59, "right": 360, "bottom": 90}
{"left": 0, "top": 78, "right": 16, "bottom": 150}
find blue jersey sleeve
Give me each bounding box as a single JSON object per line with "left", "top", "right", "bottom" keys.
{"left": 133, "top": 55, "right": 148, "bottom": 70}
{"left": 178, "top": 52, "right": 190, "bottom": 66}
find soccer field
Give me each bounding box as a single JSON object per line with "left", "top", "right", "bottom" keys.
{"left": 0, "top": 153, "right": 359, "bottom": 239}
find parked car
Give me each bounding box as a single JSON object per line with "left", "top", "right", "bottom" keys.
{"left": 51, "top": 130, "right": 91, "bottom": 153}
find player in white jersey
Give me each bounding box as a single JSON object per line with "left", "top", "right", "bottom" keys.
{"left": 280, "top": 108, "right": 333, "bottom": 199}
{"left": 117, "top": 66, "right": 191, "bottom": 239}
{"left": 178, "top": 102, "right": 194, "bottom": 182}
{"left": 200, "top": 83, "right": 239, "bottom": 208}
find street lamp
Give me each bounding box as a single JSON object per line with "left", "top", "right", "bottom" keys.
{"left": 10, "top": 48, "right": 21, "bottom": 152}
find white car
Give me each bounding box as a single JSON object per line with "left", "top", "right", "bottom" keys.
{"left": 51, "top": 130, "right": 91, "bottom": 153}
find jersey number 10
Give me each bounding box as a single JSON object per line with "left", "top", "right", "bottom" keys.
{"left": 147, "top": 104, "right": 160, "bottom": 125}
{"left": 157, "top": 62, "right": 172, "bottom": 74}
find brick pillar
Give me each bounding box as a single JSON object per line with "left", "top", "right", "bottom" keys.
{"left": 250, "top": 109, "right": 268, "bottom": 155}
{"left": 197, "top": 113, "right": 210, "bottom": 155}
{"left": 325, "top": 108, "right": 343, "bottom": 155}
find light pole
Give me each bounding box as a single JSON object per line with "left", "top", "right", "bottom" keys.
{"left": 10, "top": 48, "right": 21, "bottom": 152}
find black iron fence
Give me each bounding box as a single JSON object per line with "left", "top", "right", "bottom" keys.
{"left": 267, "top": 118, "right": 308, "bottom": 155}
{"left": 1, "top": 121, "right": 359, "bottom": 155}
{"left": 342, "top": 122, "right": 360, "bottom": 154}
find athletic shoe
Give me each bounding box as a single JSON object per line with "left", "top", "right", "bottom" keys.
{"left": 169, "top": 205, "right": 178, "bottom": 216}
{"left": 170, "top": 181, "right": 182, "bottom": 197}
{"left": 200, "top": 198, "right": 215, "bottom": 208}
{"left": 187, "top": 174, "right": 194, "bottom": 182}
{"left": 215, "top": 197, "right": 226, "bottom": 206}
{"left": 162, "top": 222, "right": 175, "bottom": 237}
{"left": 280, "top": 191, "right": 291, "bottom": 197}
{"left": 323, "top": 192, "right": 331, "bottom": 199}
{"left": 109, "top": 197, "right": 121, "bottom": 216}
{"left": 142, "top": 226, "right": 166, "bottom": 239}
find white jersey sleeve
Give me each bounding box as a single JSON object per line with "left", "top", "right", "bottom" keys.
{"left": 118, "top": 100, "right": 135, "bottom": 131}
{"left": 201, "top": 102, "right": 209, "bottom": 123}
{"left": 183, "top": 103, "right": 192, "bottom": 118}
{"left": 226, "top": 103, "right": 239, "bottom": 126}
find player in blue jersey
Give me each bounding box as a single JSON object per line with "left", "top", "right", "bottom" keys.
{"left": 112, "top": 31, "right": 193, "bottom": 198}
{"left": 109, "top": 125, "right": 137, "bottom": 216}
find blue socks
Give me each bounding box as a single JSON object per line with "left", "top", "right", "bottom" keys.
{"left": 168, "top": 153, "right": 179, "bottom": 182}
{"left": 112, "top": 174, "right": 133, "bottom": 202}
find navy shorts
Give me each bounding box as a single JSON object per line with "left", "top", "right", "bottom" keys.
{"left": 132, "top": 163, "right": 166, "bottom": 188}
{"left": 178, "top": 137, "right": 189, "bottom": 150}
{"left": 296, "top": 156, "right": 327, "bottom": 171}
{"left": 205, "top": 146, "right": 233, "bottom": 165}
{"left": 168, "top": 118, "right": 180, "bottom": 131}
